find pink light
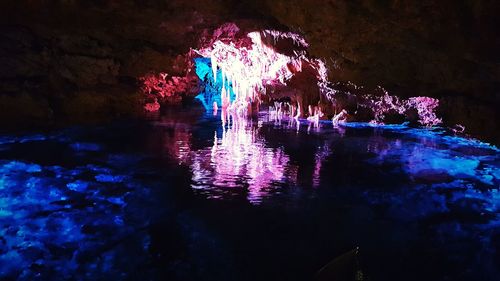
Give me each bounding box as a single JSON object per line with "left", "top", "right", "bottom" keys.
{"left": 187, "top": 111, "right": 294, "bottom": 204}
{"left": 196, "top": 27, "right": 316, "bottom": 116}
{"left": 406, "top": 96, "right": 442, "bottom": 127}
{"left": 140, "top": 72, "right": 189, "bottom": 98}
{"left": 144, "top": 100, "right": 160, "bottom": 112}
{"left": 158, "top": 109, "right": 339, "bottom": 204}
{"left": 141, "top": 23, "right": 442, "bottom": 129}
{"left": 332, "top": 109, "right": 348, "bottom": 126}
{"left": 361, "top": 90, "right": 442, "bottom": 127}
{"left": 312, "top": 144, "right": 332, "bottom": 187}
{"left": 306, "top": 105, "right": 324, "bottom": 128}
{"left": 139, "top": 72, "right": 191, "bottom": 111}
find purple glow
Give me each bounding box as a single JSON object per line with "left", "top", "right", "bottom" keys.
{"left": 144, "top": 23, "right": 444, "bottom": 128}
{"left": 180, "top": 111, "right": 295, "bottom": 204}
{"left": 406, "top": 96, "right": 442, "bottom": 127}
{"left": 195, "top": 25, "right": 331, "bottom": 117}
{"left": 156, "top": 109, "right": 345, "bottom": 204}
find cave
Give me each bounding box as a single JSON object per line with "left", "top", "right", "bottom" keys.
{"left": 0, "top": 1, "right": 499, "bottom": 281}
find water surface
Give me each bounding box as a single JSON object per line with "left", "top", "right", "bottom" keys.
{"left": 0, "top": 107, "right": 499, "bottom": 281}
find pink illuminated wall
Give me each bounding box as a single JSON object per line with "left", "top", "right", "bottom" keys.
{"left": 195, "top": 25, "right": 331, "bottom": 117}
{"left": 144, "top": 22, "right": 443, "bottom": 128}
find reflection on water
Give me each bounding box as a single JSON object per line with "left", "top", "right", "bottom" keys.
{"left": 167, "top": 111, "right": 298, "bottom": 204}
{"left": 159, "top": 111, "right": 499, "bottom": 207}
{"left": 0, "top": 108, "right": 499, "bottom": 281}
{"left": 193, "top": 120, "right": 291, "bottom": 203}
{"left": 159, "top": 109, "right": 341, "bottom": 204}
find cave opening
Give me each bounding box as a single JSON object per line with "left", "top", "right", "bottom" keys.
{"left": 142, "top": 23, "right": 443, "bottom": 130}
{"left": 189, "top": 25, "right": 325, "bottom": 119}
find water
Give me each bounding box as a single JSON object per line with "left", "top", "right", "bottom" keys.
{"left": 0, "top": 106, "right": 499, "bottom": 281}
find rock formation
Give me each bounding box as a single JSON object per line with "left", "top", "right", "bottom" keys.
{"left": 1, "top": 0, "right": 498, "bottom": 143}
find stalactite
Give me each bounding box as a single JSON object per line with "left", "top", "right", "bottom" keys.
{"left": 192, "top": 24, "right": 442, "bottom": 128}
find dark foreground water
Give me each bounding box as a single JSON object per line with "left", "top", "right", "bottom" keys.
{"left": 0, "top": 106, "right": 499, "bottom": 281}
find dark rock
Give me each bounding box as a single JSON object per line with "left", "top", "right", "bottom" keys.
{"left": 0, "top": 0, "right": 498, "bottom": 142}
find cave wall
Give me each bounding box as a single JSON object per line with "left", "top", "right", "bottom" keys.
{"left": 0, "top": 0, "right": 498, "bottom": 142}
{"left": 259, "top": 0, "right": 500, "bottom": 142}
{"left": 0, "top": 0, "right": 239, "bottom": 127}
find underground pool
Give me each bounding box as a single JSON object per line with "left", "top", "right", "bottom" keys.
{"left": 0, "top": 106, "right": 498, "bottom": 281}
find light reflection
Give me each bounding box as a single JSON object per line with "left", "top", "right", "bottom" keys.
{"left": 362, "top": 127, "right": 500, "bottom": 186}
{"left": 313, "top": 144, "right": 332, "bottom": 187}
{"left": 1, "top": 114, "right": 499, "bottom": 280}
{"left": 189, "top": 110, "right": 296, "bottom": 204}
{"left": 161, "top": 110, "right": 499, "bottom": 206}
{"left": 159, "top": 109, "right": 338, "bottom": 204}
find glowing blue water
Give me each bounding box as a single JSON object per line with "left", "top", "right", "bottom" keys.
{"left": 0, "top": 110, "right": 498, "bottom": 281}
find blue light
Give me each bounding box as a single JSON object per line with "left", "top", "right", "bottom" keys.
{"left": 0, "top": 115, "right": 498, "bottom": 280}
{"left": 18, "top": 134, "right": 46, "bottom": 143}
{"left": 194, "top": 57, "right": 235, "bottom": 110}
{"left": 70, "top": 142, "right": 102, "bottom": 152}
{"left": 0, "top": 161, "right": 41, "bottom": 173}
{"left": 66, "top": 180, "right": 89, "bottom": 192}
{"left": 0, "top": 155, "right": 143, "bottom": 279}
{"left": 95, "top": 174, "right": 127, "bottom": 183}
